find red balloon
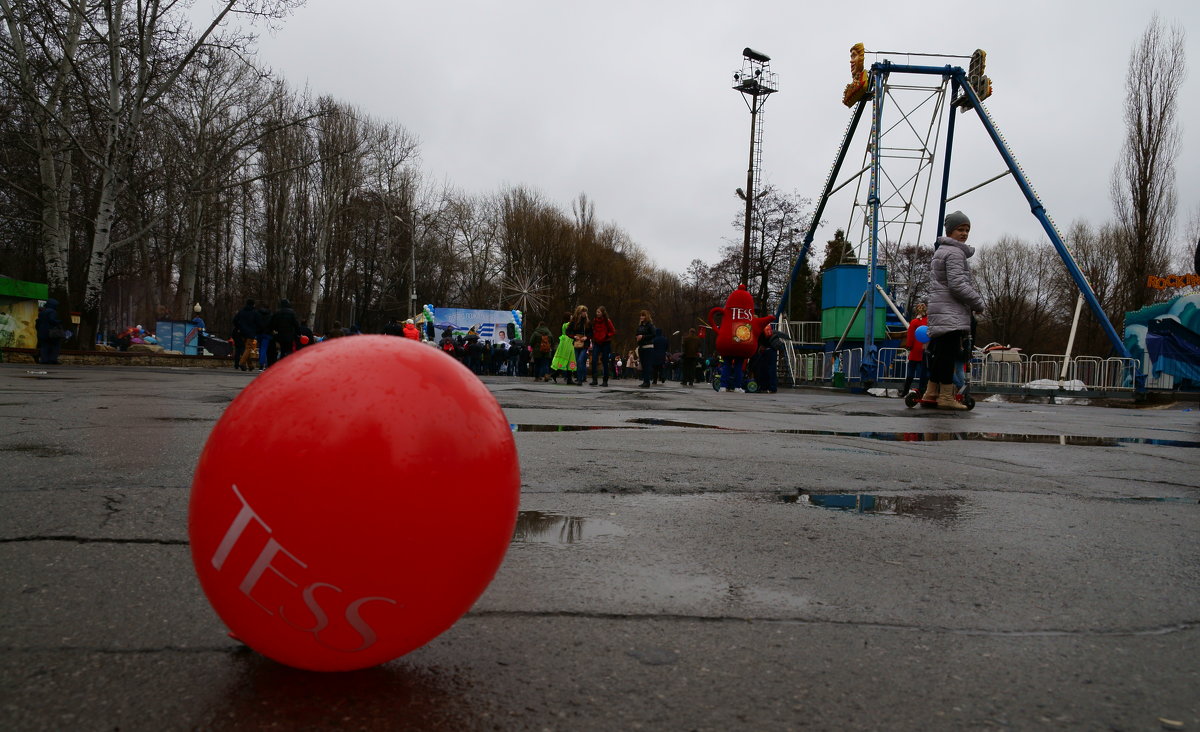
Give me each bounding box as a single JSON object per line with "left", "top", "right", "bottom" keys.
{"left": 189, "top": 335, "right": 519, "bottom": 671}
{"left": 299, "top": 335, "right": 310, "bottom": 344}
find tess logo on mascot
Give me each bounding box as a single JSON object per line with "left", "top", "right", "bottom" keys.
{"left": 209, "top": 483, "right": 398, "bottom": 653}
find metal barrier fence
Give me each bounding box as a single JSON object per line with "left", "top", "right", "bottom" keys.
{"left": 876, "top": 348, "right": 909, "bottom": 381}
{"left": 783, "top": 320, "right": 822, "bottom": 345}
{"left": 781, "top": 344, "right": 1143, "bottom": 393}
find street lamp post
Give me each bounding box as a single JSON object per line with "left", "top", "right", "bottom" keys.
{"left": 394, "top": 215, "right": 417, "bottom": 318}
{"left": 409, "top": 232, "right": 417, "bottom": 319}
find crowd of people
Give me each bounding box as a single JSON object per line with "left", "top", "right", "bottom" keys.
{"left": 194, "top": 293, "right": 801, "bottom": 390}
{"left": 216, "top": 298, "right": 761, "bottom": 387}
{"left": 58, "top": 208, "right": 980, "bottom": 402}
{"left": 229, "top": 298, "right": 326, "bottom": 371}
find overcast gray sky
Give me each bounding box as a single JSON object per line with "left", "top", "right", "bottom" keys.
{"left": 252, "top": 0, "right": 1200, "bottom": 275}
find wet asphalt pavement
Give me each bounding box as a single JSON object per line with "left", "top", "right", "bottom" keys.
{"left": 1, "top": 362, "right": 1198, "bottom": 731}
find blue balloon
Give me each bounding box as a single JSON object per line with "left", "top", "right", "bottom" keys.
{"left": 915, "top": 325, "right": 930, "bottom": 343}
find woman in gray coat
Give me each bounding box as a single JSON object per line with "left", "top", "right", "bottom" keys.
{"left": 924, "top": 211, "right": 985, "bottom": 410}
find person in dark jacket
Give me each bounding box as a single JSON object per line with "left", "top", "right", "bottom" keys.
{"left": 508, "top": 336, "right": 524, "bottom": 376}
{"left": 382, "top": 318, "right": 404, "bottom": 336}
{"left": 254, "top": 303, "right": 272, "bottom": 369}
{"left": 267, "top": 298, "right": 301, "bottom": 365}
{"left": 465, "top": 327, "right": 481, "bottom": 374}
{"left": 529, "top": 322, "right": 553, "bottom": 381}
{"left": 35, "top": 298, "right": 64, "bottom": 365}
{"left": 755, "top": 324, "right": 780, "bottom": 393}
{"left": 635, "top": 310, "right": 656, "bottom": 387}
{"left": 231, "top": 299, "right": 258, "bottom": 371}
{"left": 680, "top": 328, "right": 702, "bottom": 385}
{"left": 324, "top": 321, "right": 346, "bottom": 339}
{"left": 297, "top": 320, "right": 314, "bottom": 348}
{"left": 651, "top": 327, "right": 669, "bottom": 384}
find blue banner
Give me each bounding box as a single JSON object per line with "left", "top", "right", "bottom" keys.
{"left": 434, "top": 308, "right": 518, "bottom": 341}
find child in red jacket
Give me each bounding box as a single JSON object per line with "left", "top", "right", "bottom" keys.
{"left": 902, "top": 302, "right": 928, "bottom": 396}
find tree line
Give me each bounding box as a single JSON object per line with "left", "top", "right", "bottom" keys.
{"left": 1, "top": 4, "right": 1191, "bottom": 358}
{"left": 0, "top": 0, "right": 787, "bottom": 352}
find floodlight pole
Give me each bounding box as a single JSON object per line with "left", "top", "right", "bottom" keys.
{"left": 741, "top": 110, "right": 758, "bottom": 286}
{"left": 732, "top": 48, "right": 777, "bottom": 288}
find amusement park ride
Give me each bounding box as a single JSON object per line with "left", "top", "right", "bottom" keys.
{"left": 770, "top": 44, "right": 1138, "bottom": 388}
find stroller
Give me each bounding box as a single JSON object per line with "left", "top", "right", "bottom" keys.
{"left": 709, "top": 324, "right": 789, "bottom": 394}
{"left": 710, "top": 354, "right": 756, "bottom": 392}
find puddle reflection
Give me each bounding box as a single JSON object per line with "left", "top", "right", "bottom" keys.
{"left": 768, "top": 429, "right": 1200, "bottom": 447}
{"left": 781, "top": 492, "right": 968, "bottom": 521}
{"left": 512, "top": 511, "right": 626, "bottom": 543}
{"left": 203, "top": 649, "right": 475, "bottom": 730}
{"left": 510, "top": 424, "right": 641, "bottom": 432}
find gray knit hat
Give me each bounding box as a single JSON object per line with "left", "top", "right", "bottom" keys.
{"left": 944, "top": 210, "right": 970, "bottom": 234}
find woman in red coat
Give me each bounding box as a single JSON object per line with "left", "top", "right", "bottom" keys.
{"left": 589, "top": 305, "right": 616, "bottom": 386}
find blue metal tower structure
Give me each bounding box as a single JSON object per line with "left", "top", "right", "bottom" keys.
{"left": 777, "top": 52, "right": 1136, "bottom": 385}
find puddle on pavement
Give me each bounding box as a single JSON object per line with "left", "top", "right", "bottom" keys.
{"left": 518, "top": 419, "right": 1198, "bottom": 448}
{"left": 626, "top": 417, "right": 731, "bottom": 429}
{"left": 512, "top": 511, "right": 627, "bottom": 543}
{"left": 0, "top": 444, "right": 77, "bottom": 458}
{"left": 779, "top": 492, "right": 968, "bottom": 521}
{"left": 155, "top": 416, "right": 215, "bottom": 422}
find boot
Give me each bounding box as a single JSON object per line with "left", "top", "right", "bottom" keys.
{"left": 602, "top": 378, "right": 608, "bottom": 386}
{"left": 937, "top": 383, "right": 967, "bottom": 410}
{"left": 919, "top": 382, "right": 939, "bottom": 407}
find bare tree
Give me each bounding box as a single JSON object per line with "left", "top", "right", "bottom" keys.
{"left": 306, "top": 97, "right": 367, "bottom": 325}
{"left": 1111, "top": 14, "right": 1187, "bottom": 313}
{"left": 1052, "top": 220, "right": 1128, "bottom": 355}
{"left": 719, "top": 186, "right": 813, "bottom": 311}
{"left": 164, "top": 47, "right": 276, "bottom": 313}
{"left": 445, "top": 191, "right": 500, "bottom": 308}
{"left": 973, "top": 236, "right": 1058, "bottom": 352}
{"left": 879, "top": 241, "right": 931, "bottom": 318}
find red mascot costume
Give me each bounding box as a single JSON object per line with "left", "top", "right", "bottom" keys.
{"left": 707, "top": 285, "right": 775, "bottom": 391}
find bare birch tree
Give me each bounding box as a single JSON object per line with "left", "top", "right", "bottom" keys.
{"left": 2, "top": 0, "right": 302, "bottom": 346}
{"left": 167, "top": 47, "right": 274, "bottom": 313}
{"left": 0, "top": 0, "right": 82, "bottom": 307}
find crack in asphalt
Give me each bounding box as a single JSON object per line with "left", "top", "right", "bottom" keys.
{"left": 0, "top": 645, "right": 237, "bottom": 654}
{"left": 0, "top": 536, "right": 188, "bottom": 545}
{"left": 2, "top": 618, "right": 1195, "bottom": 657}
{"left": 466, "top": 609, "right": 1200, "bottom": 638}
